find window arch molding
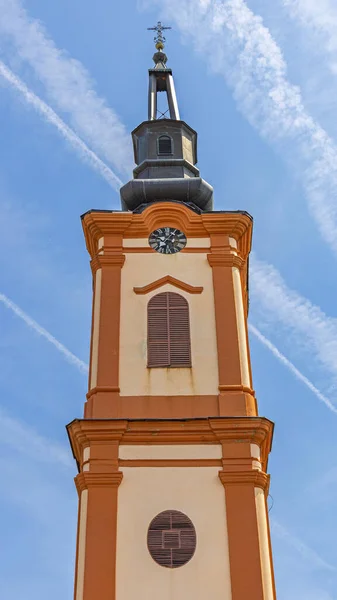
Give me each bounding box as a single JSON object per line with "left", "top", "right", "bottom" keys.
{"left": 147, "top": 291, "right": 191, "bottom": 368}
{"left": 157, "top": 134, "right": 173, "bottom": 156}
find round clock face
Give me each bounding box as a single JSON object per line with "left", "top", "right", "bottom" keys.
{"left": 149, "top": 227, "right": 187, "bottom": 254}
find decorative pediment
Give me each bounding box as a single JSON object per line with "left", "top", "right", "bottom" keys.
{"left": 133, "top": 275, "right": 203, "bottom": 295}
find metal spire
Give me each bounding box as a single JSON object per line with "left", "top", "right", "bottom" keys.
{"left": 147, "top": 21, "right": 180, "bottom": 121}
{"left": 147, "top": 21, "right": 171, "bottom": 51}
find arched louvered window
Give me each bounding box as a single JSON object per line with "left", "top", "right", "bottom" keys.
{"left": 147, "top": 292, "right": 191, "bottom": 368}
{"left": 158, "top": 135, "right": 173, "bottom": 155}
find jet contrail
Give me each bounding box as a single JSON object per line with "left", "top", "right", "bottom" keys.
{"left": 151, "top": 0, "right": 337, "bottom": 254}
{"left": 0, "top": 60, "right": 123, "bottom": 191}
{"left": 0, "top": 0, "right": 133, "bottom": 175}
{"left": 249, "top": 324, "right": 337, "bottom": 414}
{"left": 0, "top": 408, "right": 72, "bottom": 467}
{"left": 0, "top": 293, "right": 88, "bottom": 374}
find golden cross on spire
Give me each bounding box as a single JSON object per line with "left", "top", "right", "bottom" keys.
{"left": 147, "top": 21, "right": 172, "bottom": 51}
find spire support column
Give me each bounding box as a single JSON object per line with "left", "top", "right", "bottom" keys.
{"left": 148, "top": 74, "right": 157, "bottom": 120}
{"left": 166, "top": 74, "right": 180, "bottom": 120}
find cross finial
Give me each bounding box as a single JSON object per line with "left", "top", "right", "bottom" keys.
{"left": 147, "top": 21, "right": 172, "bottom": 51}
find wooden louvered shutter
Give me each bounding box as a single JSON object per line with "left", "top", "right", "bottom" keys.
{"left": 147, "top": 292, "right": 191, "bottom": 368}
{"left": 147, "top": 510, "right": 196, "bottom": 568}
{"left": 147, "top": 293, "right": 170, "bottom": 367}
{"left": 168, "top": 292, "right": 191, "bottom": 367}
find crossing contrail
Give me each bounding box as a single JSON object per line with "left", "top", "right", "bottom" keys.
{"left": 0, "top": 60, "right": 123, "bottom": 191}
{"left": 151, "top": 0, "right": 337, "bottom": 254}
{"left": 0, "top": 293, "right": 88, "bottom": 374}
{"left": 249, "top": 324, "right": 337, "bottom": 414}
{"left": 0, "top": 0, "right": 133, "bottom": 175}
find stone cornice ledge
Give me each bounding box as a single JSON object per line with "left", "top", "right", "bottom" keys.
{"left": 75, "top": 472, "right": 123, "bottom": 494}
{"left": 219, "top": 470, "right": 270, "bottom": 495}
{"left": 207, "top": 254, "right": 245, "bottom": 269}
{"left": 91, "top": 254, "right": 125, "bottom": 273}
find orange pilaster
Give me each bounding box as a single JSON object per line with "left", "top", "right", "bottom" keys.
{"left": 75, "top": 472, "right": 123, "bottom": 600}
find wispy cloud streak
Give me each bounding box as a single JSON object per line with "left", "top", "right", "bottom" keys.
{"left": 250, "top": 255, "right": 337, "bottom": 390}
{"left": 0, "top": 0, "right": 133, "bottom": 175}
{"left": 271, "top": 518, "right": 336, "bottom": 571}
{"left": 147, "top": 0, "right": 337, "bottom": 253}
{"left": 282, "top": 0, "right": 337, "bottom": 75}
{"left": 0, "top": 293, "right": 88, "bottom": 374}
{"left": 0, "top": 408, "right": 71, "bottom": 467}
{"left": 0, "top": 60, "right": 123, "bottom": 191}
{"left": 249, "top": 324, "right": 337, "bottom": 414}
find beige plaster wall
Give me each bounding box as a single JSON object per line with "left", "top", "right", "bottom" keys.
{"left": 75, "top": 490, "right": 88, "bottom": 600}
{"left": 116, "top": 466, "right": 232, "bottom": 600}
{"left": 119, "top": 251, "right": 219, "bottom": 396}
{"left": 255, "top": 488, "right": 274, "bottom": 600}
{"left": 119, "top": 444, "right": 222, "bottom": 460}
{"left": 90, "top": 268, "right": 102, "bottom": 390}
{"left": 232, "top": 266, "right": 251, "bottom": 388}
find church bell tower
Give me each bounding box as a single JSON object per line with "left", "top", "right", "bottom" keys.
{"left": 67, "top": 22, "right": 276, "bottom": 600}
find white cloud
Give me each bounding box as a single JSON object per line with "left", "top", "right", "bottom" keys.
{"left": 0, "top": 293, "right": 88, "bottom": 374}
{"left": 0, "top": 0, "right": 133, "bottom": 175}
{"left": 249, "top": 324, "right": 337, "bottom": 414}
{"left": 0, "top": 60, "right": 123, "bottom": 191}
{"left": 250, "top": 255, "right": 337, "bottom": 389}
{"left": 282, "top": 0, "right": 337, "bottom": 74}
{"left": 145, "top": 0, "right": 337, "bottom": 254}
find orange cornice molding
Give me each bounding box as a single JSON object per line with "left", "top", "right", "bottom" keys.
{"left": 75, "top": 472, "right": 123, "bottom": 494}
{"left": 133, "top": 275, "right": 203, "bottom": 295}
{"left": 81, "top": 203, "right": 252, "bottom": 259}
{"left": 67, "top": 417, "right": 274, "bottom": 462}
{"left": 218, "top": 470, "right": 270, "bottom": 495}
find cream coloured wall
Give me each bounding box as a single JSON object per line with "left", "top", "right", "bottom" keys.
{"left": 83, "top": 447, "right": 90, "bottom": 472}
{"left": 119, "top": 251, "right": 219, "bottom": 396}
{"left": 89, "top": 268, "right": 102, "bottom": 390}
{"left": 119, "top": 444, "right": 222, "bottom": 460}
{"left": 98, "top": 237, "right": 104, "bottom": 254}
{"left": 232, "top": 266, "right": 251, "bottom": 388}
{"left": 116, "top": 466, "right": 232, "bottom": 600}
{"left": 255, "top": 488, "right": 274, "bottom": 600}
{"left": 75, "top": 490, "right": 88, "bottom": 600}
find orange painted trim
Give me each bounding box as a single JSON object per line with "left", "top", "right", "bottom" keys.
{"left": 119, "top": 458, "right": 222, "bottom": 467}
{"left": 90, "top": 254, "right": 125, "bottom": 274}
{"left": 67, "top": 417, "right": 274, "bottom": 465}
{"left": 82, "top": 203, "right": 252, "bottom": 258}
{"left": 84, "top": 391, "right": 257, "bottom": 419}
{"left": 91, "top": 251, "right": 124, "bottom": 396}
{"left": 219, "top": 470, "right": 270, "bottom": 495}
{"left": 133, "top": 275, "right": 203, "bottom": 295}
{"left": 86, "top": 386, "right": 120, "bottom": 399}
{"left": 81, "top": 479, "right": 121, "bottom": 600}
{"left": 210, "top": 258, "right": 243, "bottom": 388}
{"left": 218, "top": 384, "right": 255, "bottom": 393}
{"left": 224, "top": 481, "right": 265, "bottom": 598}
{"left": 75, "top": 472, "right": 123, "bottom": 492}
{"left": 207, "top": 253, "right": 245, "bottom": 269}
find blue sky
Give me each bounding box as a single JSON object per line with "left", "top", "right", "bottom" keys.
{"left": 1, "top": 0, "right": 337, "bottom": 598}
